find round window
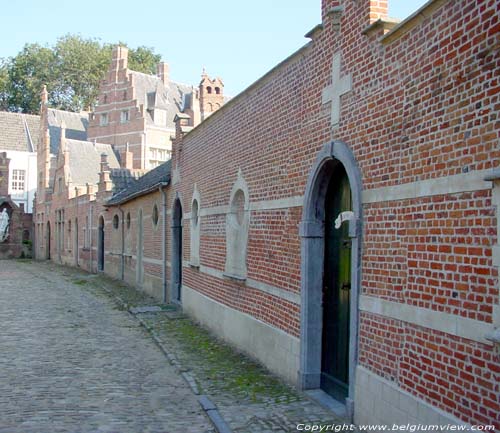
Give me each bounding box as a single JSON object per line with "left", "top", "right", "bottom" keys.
{"left": 113, "top": 214, "right": 119, "bottom": 229}
{"left": 152, "top": 204, "right": 159, "bottom": 226}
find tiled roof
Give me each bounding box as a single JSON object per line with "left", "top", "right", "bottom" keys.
{"left": 109, "top": 168, "right": 142, "bottom": 194}
{"left": 48, "top": 109, "right": 88, "bottom": 154}
{"left": 64, "top": 139, "right": 120, "bottom": 187}
{"left": 0, "top": 111, "right": 40, "bottom": 152}
{"left": 107, "top": 159, "right": 171, "bottom": 206}
{"left": 131, "top": 71, "right": 191, "bottom": 129}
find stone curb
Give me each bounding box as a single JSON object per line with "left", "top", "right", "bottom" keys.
{"left": 197, "top": 395, "right": 233, "bottom": 433}
{"left": 98, "top": 288, "right": 233, "bottom": 433}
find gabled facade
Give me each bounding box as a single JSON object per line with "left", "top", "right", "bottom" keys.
{"left": 87, "top": 46, "right": 225, "bottom": 170}
{"left": 34, "top": 46, "right": 226, "bottom": 275}
{"left": 0, "top": 111, "right": 40, "bottom": 212}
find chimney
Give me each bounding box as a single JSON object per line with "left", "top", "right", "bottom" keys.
{"left": 369, "top": 0, "right": 388, "bottom": 23}
{"left": 123, "top": 143, "right": 133, "bottom": 170}
{"left": 322, "top": 0, "right": 341, "bottom": 23}
{"left": 100, "top": 153, "right": 109, "bottom": 172}
{"left": 157, "top": 62, "right": 169, "bottom": 85}
{"left": 99, "top": 153, "right": 112, "bottom": 192}
{"left": 41, "top": 85, "right": 48, "bottom": 106}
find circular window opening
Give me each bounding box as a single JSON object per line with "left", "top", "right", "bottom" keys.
{"left": 192, "top": 199, "right": 199, "bottom": 227}
{"left": 113, "top": 214, "right": 119, "bottom": 229}
{"left": 152, "top": 204, "right": 159, "bottom": 226}
{"left": 126, "top": 212, "right": 131, "bottom": 229}
{"left": 232, "top": 190, "right": 245, "bottom": 225}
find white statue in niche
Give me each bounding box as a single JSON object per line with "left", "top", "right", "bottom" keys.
{"left": 0, "top": 208, "right": 10, "bottom": 242}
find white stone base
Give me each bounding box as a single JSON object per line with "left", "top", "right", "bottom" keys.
{"left": 354, "top": 366, "right": 468, "bottom": 427}
{"left": 182, "top": 284, "right": 300, "bottom": 384}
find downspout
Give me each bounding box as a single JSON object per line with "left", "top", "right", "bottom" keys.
{"left": 160, "top": 184, "right": 167, "bottom": 303}
{"left": 90, "top": 204, "right": 93, "bottom": 272}
{"left": 119, "top": 205, "right": 125, "bottom": 281}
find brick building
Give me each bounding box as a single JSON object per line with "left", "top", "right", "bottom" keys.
{"left": 0, "top": 111, "right": 40, "bottom": 212}
{"left": 87, "top": 46, "right": 225, "bottom": 170}
{"left": 0, "top": 152, "right": 33, "bottom": 258}
{"left": 35, "top": 0, "right": 499, "bottom": 428}
{"left": 34, "top": 46, "right": 225, "bottom": 275}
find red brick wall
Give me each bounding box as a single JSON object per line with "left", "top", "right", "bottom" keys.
{"left": 169, "top": 0, "right": 499, "bottom": 426}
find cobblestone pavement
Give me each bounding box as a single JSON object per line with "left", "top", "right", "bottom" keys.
{"left": 1, "top": 260, "right": 346, "bottom": 433}
{"left": 0, "top": 260, "right": 213, "bottom": 433}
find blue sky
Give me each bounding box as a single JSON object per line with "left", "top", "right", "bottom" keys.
{"left": 0, "top": 1, "right": 427, "bottom": 96}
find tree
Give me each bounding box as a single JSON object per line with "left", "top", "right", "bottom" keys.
{"left": 1, "top": 35, "right": 162, "bottom": 114}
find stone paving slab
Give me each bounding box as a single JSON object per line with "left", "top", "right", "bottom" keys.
{"left": 0, "top": 260, "right": 213, "bottom": 433}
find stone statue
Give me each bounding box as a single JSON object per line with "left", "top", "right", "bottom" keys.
{"left": 0, "top": 208, "right": 9, "bottom": 242}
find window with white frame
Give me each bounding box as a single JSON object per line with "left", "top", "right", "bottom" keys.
{"left": 11, "top": 169, "right": 25, "bottom": 191}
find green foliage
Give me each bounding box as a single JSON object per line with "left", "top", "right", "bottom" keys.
{"left": 1, "top": 35, "right": 162, "bottom": 114}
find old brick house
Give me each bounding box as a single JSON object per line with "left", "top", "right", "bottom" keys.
{"left": 34, "top": 46, "right": 225, "bottom": 276}
{"left": 0, "top": 111, "right": 40, "bottom": 213}
{"left": 35, "top": 0, "right": 499, "bottom": 428}
{"left": 86, "top": 46, "right": 225, "bottom": 170}
{"left": 0, "top": 152, "right": 32, "bottom": 259}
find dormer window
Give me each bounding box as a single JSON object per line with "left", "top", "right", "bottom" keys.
{"left": 100, "top": 113, "right": 109, "bottom": 126}
{"left": 120, "top": 110, "right": 129, "bottom": 123}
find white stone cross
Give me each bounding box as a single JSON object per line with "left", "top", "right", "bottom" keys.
{"left": 322, "top": 52, "right": 352, "bottom": 127}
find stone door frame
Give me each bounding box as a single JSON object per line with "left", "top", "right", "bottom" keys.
{"left": 299, "top": 140, "right": 363, "bottom": 417}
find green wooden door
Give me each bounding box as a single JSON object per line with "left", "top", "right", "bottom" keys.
{"left": 321, "top": 164, "right": 352, "bottom": 401}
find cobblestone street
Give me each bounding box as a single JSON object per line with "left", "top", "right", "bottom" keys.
{"left": 0, "top": 260, "right": 212, "bottom": 433}
{"left": 0, "top": 260, "right": 343, "bottom": 432}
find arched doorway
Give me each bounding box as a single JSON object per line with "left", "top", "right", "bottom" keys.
{"left": 98, "top": 216, "right": 104, "bottom": 271}
{"left": 136, "top": 209, "right": 144, "bottom": 286}
{"left": 171, "top": 197, "right": 183, "bottom": 302}
{"left": 46, "top": 221, "right": 51, "bottom": 260}
{"left": 322, "top": 163, "right": 351, "bottom": 400}
{"left": 299, "top": 140, "right": 362, "bottom": 416}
